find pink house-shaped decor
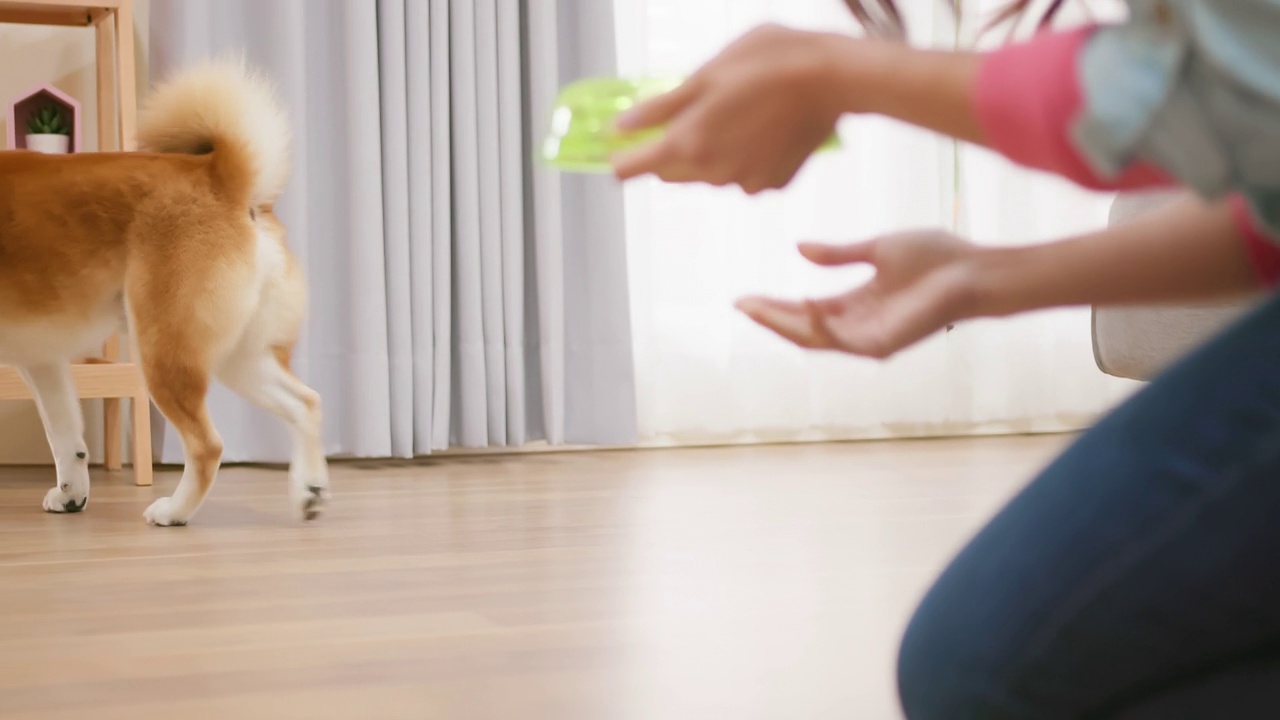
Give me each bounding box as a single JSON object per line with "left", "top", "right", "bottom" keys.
{"left": 6, "top": 83, "right": 82, "bottom": 152}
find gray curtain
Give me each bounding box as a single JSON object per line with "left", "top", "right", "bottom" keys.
{"left": 147, "top": 0, "right": 637, "bottom": 462}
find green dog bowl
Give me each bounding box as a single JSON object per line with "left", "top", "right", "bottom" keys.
{"left": 540, "top": 76, "right": 841, "bottom": 173}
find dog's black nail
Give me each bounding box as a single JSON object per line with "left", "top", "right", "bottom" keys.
{"left": 302, "top": 492, "right": 324, "bottom": 521}
{"left": 63, "top": 497, "right": 87, "bottom": 513}
{"left": 76, "top": 451, "right": 86, "bottom": 459}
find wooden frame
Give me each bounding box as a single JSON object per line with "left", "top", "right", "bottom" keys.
{"left": 0, "top": 0, "right": 151, "bottom": 487}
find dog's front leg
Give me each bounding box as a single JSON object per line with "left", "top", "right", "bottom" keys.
{"left": 20, "top": 363, "right": 91, "bottom": 513}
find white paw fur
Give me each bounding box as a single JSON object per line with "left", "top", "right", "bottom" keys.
{"left": 291, "top": 475, "right": 330, "bottom": 522}
{"left": 143, "top": 496, "right": 188, "bottom": 527}
{"left": 43, "top": 486, "right": 88, "bottom": 513}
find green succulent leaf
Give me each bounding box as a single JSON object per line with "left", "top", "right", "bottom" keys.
{"left": 26, "top": 103, "right": 71, "bottom": 136}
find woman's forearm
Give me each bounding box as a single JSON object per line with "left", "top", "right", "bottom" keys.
{"left": 967, "top": 198, "right": 1264, "bottom": 319}
{"left": 821, "top": 34, "right": 989, "bottom": 148}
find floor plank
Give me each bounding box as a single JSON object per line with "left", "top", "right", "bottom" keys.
{"left": 0, "top": 435, "right": 1070, "bottom": 720}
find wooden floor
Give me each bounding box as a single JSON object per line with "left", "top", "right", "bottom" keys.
{"left": 0, "top": 435, "right": 1071, "bottom": 720}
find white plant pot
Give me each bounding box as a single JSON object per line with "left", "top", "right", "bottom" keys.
{"left": 26, "top": 134, "right": 69, "bottom": 154}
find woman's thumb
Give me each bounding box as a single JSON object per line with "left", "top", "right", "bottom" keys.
{"left": 798, "top": 240, "right": 876, "bottom": 267}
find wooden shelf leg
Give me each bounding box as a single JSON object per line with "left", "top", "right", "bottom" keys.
{"left": 116, "top": 0, "right": 145, "bottom": 485}
{"left": 130, "top": 394, "right": 153, "bottom": 487}
{"left": 96, "top": 14, "right": 124, "bottom": 471}
{"left": 103, "top": 337, "right": 122, "bottom": 471}
{"left": 114, "top": 0, "right": 137, "bottom": 151}
{"left": 94, "top": 6, "right": 115, "bottom": 150}
{"left": 103, "top": 399, "right": 123, "bottom": 470}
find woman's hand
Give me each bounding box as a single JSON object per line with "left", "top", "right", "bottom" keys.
{"left": 735, "top": 231, "right": 982, "bottom": 359}
{"left": 737, "top": 197, "right": 1267, "bottom": 360}
{"left": 611, "top": 24, "right": 852, "bottom": 194}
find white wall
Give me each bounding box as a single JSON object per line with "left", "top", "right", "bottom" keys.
{"left": 0, "top": 1, "right": 149, "bottom": 465}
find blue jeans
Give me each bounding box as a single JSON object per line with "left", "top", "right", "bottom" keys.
{"left": 897, "top": 291, "right": 1280, "bottom": 719}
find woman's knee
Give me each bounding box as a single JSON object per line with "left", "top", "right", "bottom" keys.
{"left": 896, "top": 601, "right": 994, "bottom": 720}
{"left": 896, "top": 616, "right": 945, "bottom": 719}
{"left": 895, "top": 566, "right": 1042, "bottom": 719}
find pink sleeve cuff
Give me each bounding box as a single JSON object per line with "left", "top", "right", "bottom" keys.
{"left": 974, "top": 26, "right": 1173, "bottom": 191}
{"left": 1229, "top": 195, "right": 1280, "bottom": 287}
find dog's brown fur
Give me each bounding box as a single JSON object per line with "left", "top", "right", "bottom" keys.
{"left": 0, "top": 55, "right": 328, "bottom": 525}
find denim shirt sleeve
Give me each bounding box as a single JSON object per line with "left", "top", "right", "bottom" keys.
{"left": 975, "top": 0, "right": 1280, "bottom": 284}
{"left": 1074, "top": 0, "right": 1280, "bottom": 231}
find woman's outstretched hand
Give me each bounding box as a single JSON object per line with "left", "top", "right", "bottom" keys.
{"left": 611, "top": 25, "right": 851, "bottom": 194}
{"left": 735, "top": 231, "right": 982, "bottom": 359}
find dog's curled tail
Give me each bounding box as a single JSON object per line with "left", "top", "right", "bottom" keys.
{"left": 137, "top": 53, "right": 290, "bottom": 208}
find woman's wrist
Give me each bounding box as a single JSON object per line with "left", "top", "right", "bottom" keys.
{"left": 812, "top": 33, "right": 895, "bottom": 115}
{"left": 964, "top": 246, "right": 1051, "bottom": 319}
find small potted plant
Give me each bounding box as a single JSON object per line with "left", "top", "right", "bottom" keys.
{"left": 25, "top": 103, "right": 71, "bottom": 154}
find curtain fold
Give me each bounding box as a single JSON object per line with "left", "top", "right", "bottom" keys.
{"left": 147, "top": 0, "right": 637, "bottom": 463}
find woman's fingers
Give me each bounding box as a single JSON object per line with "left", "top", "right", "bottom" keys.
{"left": 737, "top": 291, "right": 900, "bottom": 358}
{"left": 616, "top": 79, "right": 700, "bottom": 132}
{"left": 734, "top": 296, "right": 855, "bottom": 351}
{"left": 612, "top": 139, "right": 676, "bottom": 181}
{"left": 735, "top": 296, "right": 828, "bottom": 349}
{"left": 612, "top": 112, "right": 718, "bottom": 182}
{"left": 805, "top": 299, "right": 842, "bottom": 349}
{"left": 798, "top": 240, "right": 877, "bottom": 267}
{"left": 611, "top": 83, "right": 704, "bottom": 181}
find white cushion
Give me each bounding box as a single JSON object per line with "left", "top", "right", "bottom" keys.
{"left": 1091, "top": 191, "right": 1263, "bottom": 381}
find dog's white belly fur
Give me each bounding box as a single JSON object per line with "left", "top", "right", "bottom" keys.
{"left": 0, "top": 303, "right": 125, "bottom": 367}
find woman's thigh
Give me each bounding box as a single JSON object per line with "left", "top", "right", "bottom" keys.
{"left": 897, "top": 291, "right": 1280, "bottom": 720}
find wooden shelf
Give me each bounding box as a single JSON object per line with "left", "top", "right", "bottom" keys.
{"left": 0, "top": 362, "right": 144, "bottom": 401}
{"left": 0, "top": 0, "right": 149, "bottom": 486}
{"left": 0, "top": 1, "right": 118, "bottom": 27}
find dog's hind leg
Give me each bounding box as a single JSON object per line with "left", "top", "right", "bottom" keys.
{"left": 126, "top": 264, "right": 240, "bottom": 528}
{"left": 137, "top": 352, "right": 222, "bottom": 527}
{"left": 217, "top": 342, "right": 330, "bottom": 521}
{"left": 20, "top": 363, "right": 91, "bottom": 513}
{"left": 125, "top": 205, "right": 261, "bottom": 526}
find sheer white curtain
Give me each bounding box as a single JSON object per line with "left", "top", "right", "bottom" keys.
{"left": 615, "top": 0, "right": 1140, "bottom": 446}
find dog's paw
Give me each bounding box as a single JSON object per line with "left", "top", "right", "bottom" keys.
{"left": 43, "top": 486, "right": 88, "bottom": 514}
{"left": 143, "top": 497, "right": 188, "bottom": 527}
{"left": 291, "top": 481, "right": 330, "bottom": 522}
